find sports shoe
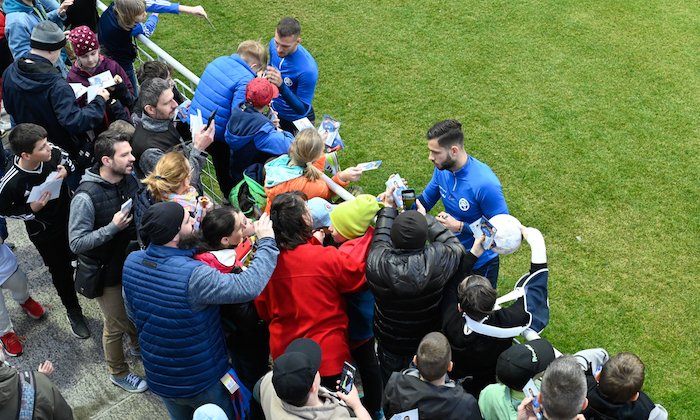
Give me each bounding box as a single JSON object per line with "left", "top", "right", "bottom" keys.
{"left": 0, "top": 331, "right": 24, "bottom": 357}
{"left": 66, "top": 309, "right": 90, "bottom": 339}
{"left": 20, "top": 297, "right": 45, "bottom": 319}
{"left": 128, "top": 347, "right": 141, "bottom": 358}
{"left": 111, "top": 372, "right": 148, "bottom": 393}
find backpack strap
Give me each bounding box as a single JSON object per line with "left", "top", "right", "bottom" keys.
{"left": 17, "top": 370, "right": 36, "bottom": 420}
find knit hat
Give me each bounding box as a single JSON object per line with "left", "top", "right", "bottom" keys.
{"left": 140, "top": 202, "right": 185, "bottom": 245}
{"left": 67, "top": 25, "right": 99, "bottom": 57}
{"left": 272, "top": 338, "right": 322, "bottom": 406}
{"left": 496, "top": 339, "right": 556, "bottom": 390}
{"left": 390, "top": 210, "right": 428, "bottom": 249}
{"left": 307, "top": 197, "right": 334, "bottom": 229}
{"left": 30, "top": 21, "right": 66, "bottom": 52}
{"left": 329, "top": 194, "right": 383, "bottom": 240}
{"left": 246, "top": 77, "right": 279, "bottom": 108}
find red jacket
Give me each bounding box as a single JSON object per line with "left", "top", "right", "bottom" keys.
{"left": 254, "top": 238, "right": 367, "bottom": 376}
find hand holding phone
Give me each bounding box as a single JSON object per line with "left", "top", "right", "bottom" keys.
{"left": 338, "top": 362, "right": 356, "bottom": 394}
{"left": 205, "top": 110, "right": 217, "bottom": 130}
{"left": 401, "top": 189, "right": 416, "bottom": 210}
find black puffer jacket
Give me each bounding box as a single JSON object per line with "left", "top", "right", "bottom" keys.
{"left": 366, "top": 207, "right": 465, "bottom": 356}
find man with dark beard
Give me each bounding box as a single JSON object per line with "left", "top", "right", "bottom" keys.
{"left": 417, "top": 119, "right": 509, "bottom": 287}
{"left": 68, "top": 130, "right": 144, "bottom": 392}
{"left": 122, "top": 201, "right": 279, "bottom": 419}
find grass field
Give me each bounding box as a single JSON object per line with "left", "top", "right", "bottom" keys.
{"left": 149, "top": 1, "right": 699, "bottom": 416}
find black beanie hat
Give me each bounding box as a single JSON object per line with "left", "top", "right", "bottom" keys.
{"left": 140, "top": 202, "right": 185, "bottom": 245}
{"left": 391, "top": 210, "right": 428, "bottom": 249}
{"left": 30, "top": 21, "right": 67, "bottom": 51}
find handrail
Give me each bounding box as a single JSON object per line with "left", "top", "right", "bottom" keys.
{"left": 95, "top": 0, "right": 223, "bottom": 203}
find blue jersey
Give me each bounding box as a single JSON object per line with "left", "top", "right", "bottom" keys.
{"left": 418, "top": 155, "right": 508, "bottom": 268}
{"left": 268, "top": 39, "right": 318, "bottom": 121}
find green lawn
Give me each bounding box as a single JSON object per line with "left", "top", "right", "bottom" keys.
{"left": 150, "top": 1, "right": 699, "bottom": 416}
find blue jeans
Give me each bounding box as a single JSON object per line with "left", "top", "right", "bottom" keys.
{"left": 473, "top": 256, "right": 500, "bottom": 288}
{"left": 160, "top": 380, "right": 234, "bottom": 420}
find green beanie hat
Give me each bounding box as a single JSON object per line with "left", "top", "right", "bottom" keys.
{"left": 330, "top": 194, "right": 384, "bottom": 240}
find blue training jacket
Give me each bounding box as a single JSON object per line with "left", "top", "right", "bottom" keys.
{"left": 418, "top": 155, "right": 509, "bottom": 269}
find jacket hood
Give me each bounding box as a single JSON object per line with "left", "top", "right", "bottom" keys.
{"left": 79, "top": 166, "right": 112, "bottom": 186}
{"left": 0, "top": 364, "right": 18, "bottom": 407}
{"left": 7, "top": 54, "right": 62, "bottom": 93}
{"left": 264, "top": 155, "right": 303, "bottom": 188}
{"left": 226, "top": 105, "right": 270, "bottom": 139}
{"left": 385, "top": 368, "right": 478, "bottom": 420}
{"left": 4, "top": 0, "right": 35, "bottom": 14}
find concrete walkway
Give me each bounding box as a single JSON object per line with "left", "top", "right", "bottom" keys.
{"left": 3, "top": 219, "right": 169, "bottom": 420}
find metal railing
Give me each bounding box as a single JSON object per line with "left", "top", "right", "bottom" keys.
{"left": 96, "top": 0, "right": 222, "bottom": 203}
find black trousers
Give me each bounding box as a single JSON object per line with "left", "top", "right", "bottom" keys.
{"left": 29, "top": 226, "right": 80, "bottom": 311}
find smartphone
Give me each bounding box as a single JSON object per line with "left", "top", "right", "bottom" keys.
{"left": 338, "top": 362, "right": 356, "bottom": 394}
{"left": 401, "top": 189, "right": 416, "bottom": 210}
{"left": 205, "top": 110, "right": 217, "bottom": 130}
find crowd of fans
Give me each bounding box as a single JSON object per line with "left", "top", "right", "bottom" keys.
{"left": 0, "top": 1, "right": 668, "bottom": 419}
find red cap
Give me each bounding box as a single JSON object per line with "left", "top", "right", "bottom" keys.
{"left": 246, "top": 77, "right": 279, "bottom": 108}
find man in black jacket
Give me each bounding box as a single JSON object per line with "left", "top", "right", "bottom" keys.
{"left": 2, "top": 21, "right": 109, "bottom": 186}
{"left": 68, "top": 130, "right": 146, "bottom": 393}
{"left": 366, "top": 189, "right": 465, "bottom": 384}
{"left": 384, "top": 332, "right": 482, "bottom": 420}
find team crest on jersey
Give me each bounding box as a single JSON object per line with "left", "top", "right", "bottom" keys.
{"left": 284, "top": 77, "right": 293, "bottom": 87}
{"left": 459, "top": 198, "right": 470, "bottom": 211}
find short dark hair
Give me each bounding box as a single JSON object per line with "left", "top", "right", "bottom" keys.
{"left": 416, "top": 332, "right": 451, "bottom": 381}
{"left": 270, "top": 191, "right": 312, "bottom": 250}
{"left": 94, "top": 130, "right": 131, "bottom": 165}
{"left": 598, "top": 352, "right": 645, "bottom": 403}
{"left": 137, "top": 60, "right": 171, "bottom": 84}
{"left": 426, "top": 119, "right": 464, "bottom": 149}
{"left": 540, "top": 356, "right": 587, "bottom": 420}
{"left": 9, "top": 123, "right": 47, "bottom": 156}
{"left": 277, "top": 17, "right": 301, "bottom": 37}
{"left": 458, "top": 275, "right": 497, "bottom": 319}
{"left": 197, "top": 206, "right": 242, "bottom": 253}
{"left": 138, "top": 77, "right": 170, "bottom": 110}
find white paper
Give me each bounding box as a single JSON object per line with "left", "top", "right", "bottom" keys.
{"left": 86, "top": 85, "right": 101, "bottom": 103}
{"left": 120, "top": 198, "right": 133, "bottom": 215}
{"left": 27, "top": 171, "right": 62, "bottom": 203}
{"left": 69, "top": 83, "right": 88, "bottom": 99}
{"left": 357, "top": 160, "right": 382, "bottom": 171}
{"left": 190, "top": 109, "right": 203, "bottom": 139}
{"left": 88, "top": 70, "right": 116, "bottom": 89}
{"left": 293, "top": 117, "right": 314, "bottom": 131}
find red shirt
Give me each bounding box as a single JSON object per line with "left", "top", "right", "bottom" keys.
{"left": 254, "top": 238, "right": 367, "bottom": 376}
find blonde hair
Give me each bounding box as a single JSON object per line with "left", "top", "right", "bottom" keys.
{"left": 237, "top": 40, "right": 268, "bottom": 70}
{"left": 142, "top": 152, "right": 190, "bottom": 202}
{"left": 289, "top": 128, "right": 324, "bottom": 181}
{"left": 115, "top": 0, "right": 146, "bottom": 30}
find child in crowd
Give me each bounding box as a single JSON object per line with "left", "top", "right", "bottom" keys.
{"left": 583, "top": 352, "right": 667, "bottom": 420}
{"left": 319, "top": 194, "right": 384, "bottom": 417}
{"left": 383, "top": 332, "right": 482, "bottom": 420}
{"left": 263, "top": 128, "right": 362, "bottom": 213}
{"left": 66, "top": 25, "right": 135, "bottom": 133}
{"left": 0, "top": 123, "right": 90, "bottom": 339}
{"left": 442, "top": 224, "right": 549, "bottom": 397}
{"left": 97, "top": 0, "right": 208, "bottom": 91}
{"left": 478, "top": 338, "right": 557, "bottom": 420}
{"left": 0, "top": 238, "right": 45, "bottom": 357}
{"left": 193, "top": 207, "right": 268, "bottom": 393}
